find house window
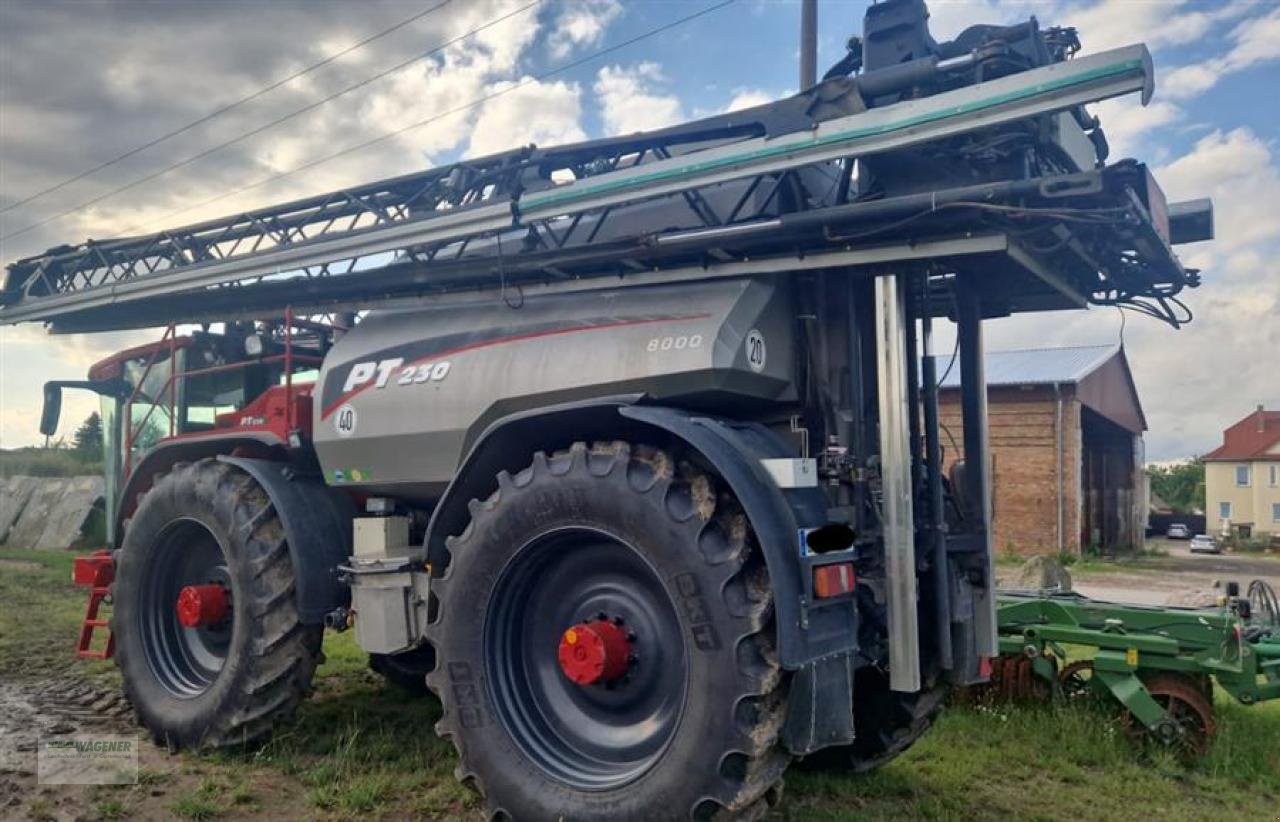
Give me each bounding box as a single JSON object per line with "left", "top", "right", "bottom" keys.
{"left": 1219, "top": 501, "right": 1232, "bottom": 520}
{"left": 1271, "top": 465, "right": 1278, "bottom": 486}
{"left": 1235, "top": 465, "right": 1250, "bottom": 486}
{"left": 1273, "top": 503, "right": 1280, "bottom": 523}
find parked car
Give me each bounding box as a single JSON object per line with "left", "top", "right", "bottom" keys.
{"left": 1167, "top": 523, "right": 1192, "bottom": 539}
{"left": 1189, "top": 534, "right": 1220, "bottom": 554}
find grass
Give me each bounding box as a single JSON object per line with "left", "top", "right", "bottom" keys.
{"left": 0, "top": 446, "right": 101, "bottom": 478}
{"left": 0, "top": 548, "right": 118, "bottom": 682}
{"left": 2, "top": 546, "right": 1278, "bottom": 820}
{"left": 995, "top": 548, "right": 1171, "bottom": 577}
{"left": 92, "top": 798, "right": 129, "bottom": 820}
{"left": 786, "top": 699, "right": 1280, "bottom": 820}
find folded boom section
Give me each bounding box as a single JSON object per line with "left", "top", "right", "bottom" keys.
{"left": 2, "top": 33, "right": 1203, "bottom": 332}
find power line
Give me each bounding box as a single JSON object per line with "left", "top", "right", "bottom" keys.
{"left": 114, "top": 0, "right": 738, "bottom": 238}
{"left": 0, "top": 1, "right": 452, "bottom": 215}
{"left": 1, "top": 0, "right": 543, "bottom": 242}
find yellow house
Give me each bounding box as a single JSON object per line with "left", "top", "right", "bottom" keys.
{"left": 1204, "top": 405, "right": 1280, "bottom": 538}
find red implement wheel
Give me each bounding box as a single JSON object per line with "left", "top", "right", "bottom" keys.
{"left": 1126, "top": 673, "right": 1217, "bottom": 761}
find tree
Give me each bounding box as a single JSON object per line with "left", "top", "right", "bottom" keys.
{"left": 1147, "top": 458, "right": 1205, "bottom": 514}
{"left": 72, "top": 412, "right": 103, "bottom": 461}
{"left": 131, "top": 415, "right": 167, "bottom": 452}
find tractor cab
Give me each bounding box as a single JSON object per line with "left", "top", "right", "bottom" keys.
{"left": 40, "top": 317, "right": 332, "bottom": 544}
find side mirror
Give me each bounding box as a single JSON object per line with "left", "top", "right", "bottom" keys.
{"left": 39, "top": 378, "right": 129, "bottom": 437}
{"left": 40, "top": 382, "right": 62, "bottom": 437}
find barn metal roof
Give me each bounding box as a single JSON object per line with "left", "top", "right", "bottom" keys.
{"left": 933, "top": 344, "right": 1119, "bottom": 389}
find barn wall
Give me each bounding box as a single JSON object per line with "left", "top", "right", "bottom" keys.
{"left": 939, "top": 385, "right": 1080, "bottom": 556}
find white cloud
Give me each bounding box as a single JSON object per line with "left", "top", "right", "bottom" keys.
{"left": 1161, "top": 64, "right": 1218, "bottom": 101}
{"left": 0, "top": 325, "right": 157, "bottom": 447}
{"left": 593, "top": 62, "right": 683, "bottom": 135}
{"left": 926, "top": 0, "right": 1259, "bottom": 57}
{"left": 546, "top": 0, "right": 622, "bottom": 59}
{"left": 1063, "top": 0, "right": 1253, "bottom": 54}
{"left": 1157, "top": 128, "right": 1280, "bottom": 248}
{"left": 926, "top": 0, "right": 1055, "bottom": 41}
{"left": 1091, "top": 98, "right": 1180, "bottom": 159}
{"left": 466, "top": 78, "right": 586, "bottom": 157}
{"left": 724, "top": 88, "right": 774, "bottom": 113}
{"left": 1162, "top": 8, "right": 1280, "bottom": 99}
{"left": 2, "top": 0, "right": 551, "bottom": 246}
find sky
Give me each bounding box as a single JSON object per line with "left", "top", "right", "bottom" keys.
{"left": 0, "top": 0, "right": 1277, "bottom": 461}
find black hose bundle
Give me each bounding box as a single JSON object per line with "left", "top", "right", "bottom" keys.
{"left": 1247, "top": 579, "right": 1280, "bottom": 628}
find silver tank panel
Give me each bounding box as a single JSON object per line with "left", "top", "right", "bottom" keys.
{"left": 313, "top": 276, "right": 794, "bottom": 498}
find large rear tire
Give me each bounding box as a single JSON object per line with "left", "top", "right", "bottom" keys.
{"left": 427, "top": 442, "right": 789, "bottom": 819}
{"left": 112, "top": 459, "right": 323, "bottom": 749}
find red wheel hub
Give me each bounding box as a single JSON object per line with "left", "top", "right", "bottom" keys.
{"left": 557, "top": 619, "right": 632, "bottom": 686}
{"left": 176, "top": 584, "right": 230, "bottom": 628}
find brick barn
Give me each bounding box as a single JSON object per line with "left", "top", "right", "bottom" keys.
{"left": 934, "top": 344, "right": 1146, "bottom": 556}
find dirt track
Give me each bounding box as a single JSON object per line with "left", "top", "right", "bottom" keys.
{"left": 1072, "top": 541, "right": 1280, "bottom": 606}
{"left": 0, "top": 680, "right": 135, "bottom": 814}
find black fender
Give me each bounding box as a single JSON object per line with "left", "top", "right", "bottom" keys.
{"left": 114, "top": 433, "right": 287, "bottom": 545}
{"left": 424, "top": 395, "right": 645, "bottom": 572}
{"left": 217, "top": 456, "right": 355, "bottom": 624}
{"left": 619, "top": 407, "right": 859, "bottom": 754}
{"left": 618, "top": 406, "right": 858, "bottom": 670}
{"left": 426, "top": 398, "right": 857, "bottom": 669}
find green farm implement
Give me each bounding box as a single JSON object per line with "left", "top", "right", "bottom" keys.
{"left": 982, "top": 580, "right": 1280, "bottom": 758}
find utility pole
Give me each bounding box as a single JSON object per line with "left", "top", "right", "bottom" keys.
{"left": 800, "top": 0, "right": 817, "bottom": 90}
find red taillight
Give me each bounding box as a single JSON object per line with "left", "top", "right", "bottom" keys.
{"left": 813, "top": 562, "right": 856, "bottom": 599}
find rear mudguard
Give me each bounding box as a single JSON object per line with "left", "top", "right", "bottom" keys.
{"left": 426, "top": 400, "right": 858, "bottom": 668}
{"left": 114, "top": 433, "right": 286, "bottom": 545}
{"left": 617, "top": 406, "right": 858, "bottom": 668}
{"left": 618, "top": 407, "right": 859, "bottom": 754}
{"left": 217, "top": 456, "right": 356, "bottom": 624}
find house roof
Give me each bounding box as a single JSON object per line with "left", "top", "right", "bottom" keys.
{"left": 1203, "top": 406, "right": 1280, "bottom": 462}
{"left": 933, "top": 343, "right": 1146, "bottom": 433}
{"left": 933, "top": 344, "right": 1118, "bottom": 389}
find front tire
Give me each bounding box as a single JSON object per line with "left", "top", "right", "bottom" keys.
{"left": 427, "top": 442, "right": 789, "bottom": 819}
{"left": 112, "top": 459, "right": 322, "bottom": 749}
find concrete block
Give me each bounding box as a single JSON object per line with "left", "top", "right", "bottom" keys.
{"left": 4, "top": 476, "right": 104, "bottom": 550}
{"left": 0, "top": 475, "right": 38, "bottom": 543}
{"left": 998, "top": 555, "right": 1073, "bottom": 592}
